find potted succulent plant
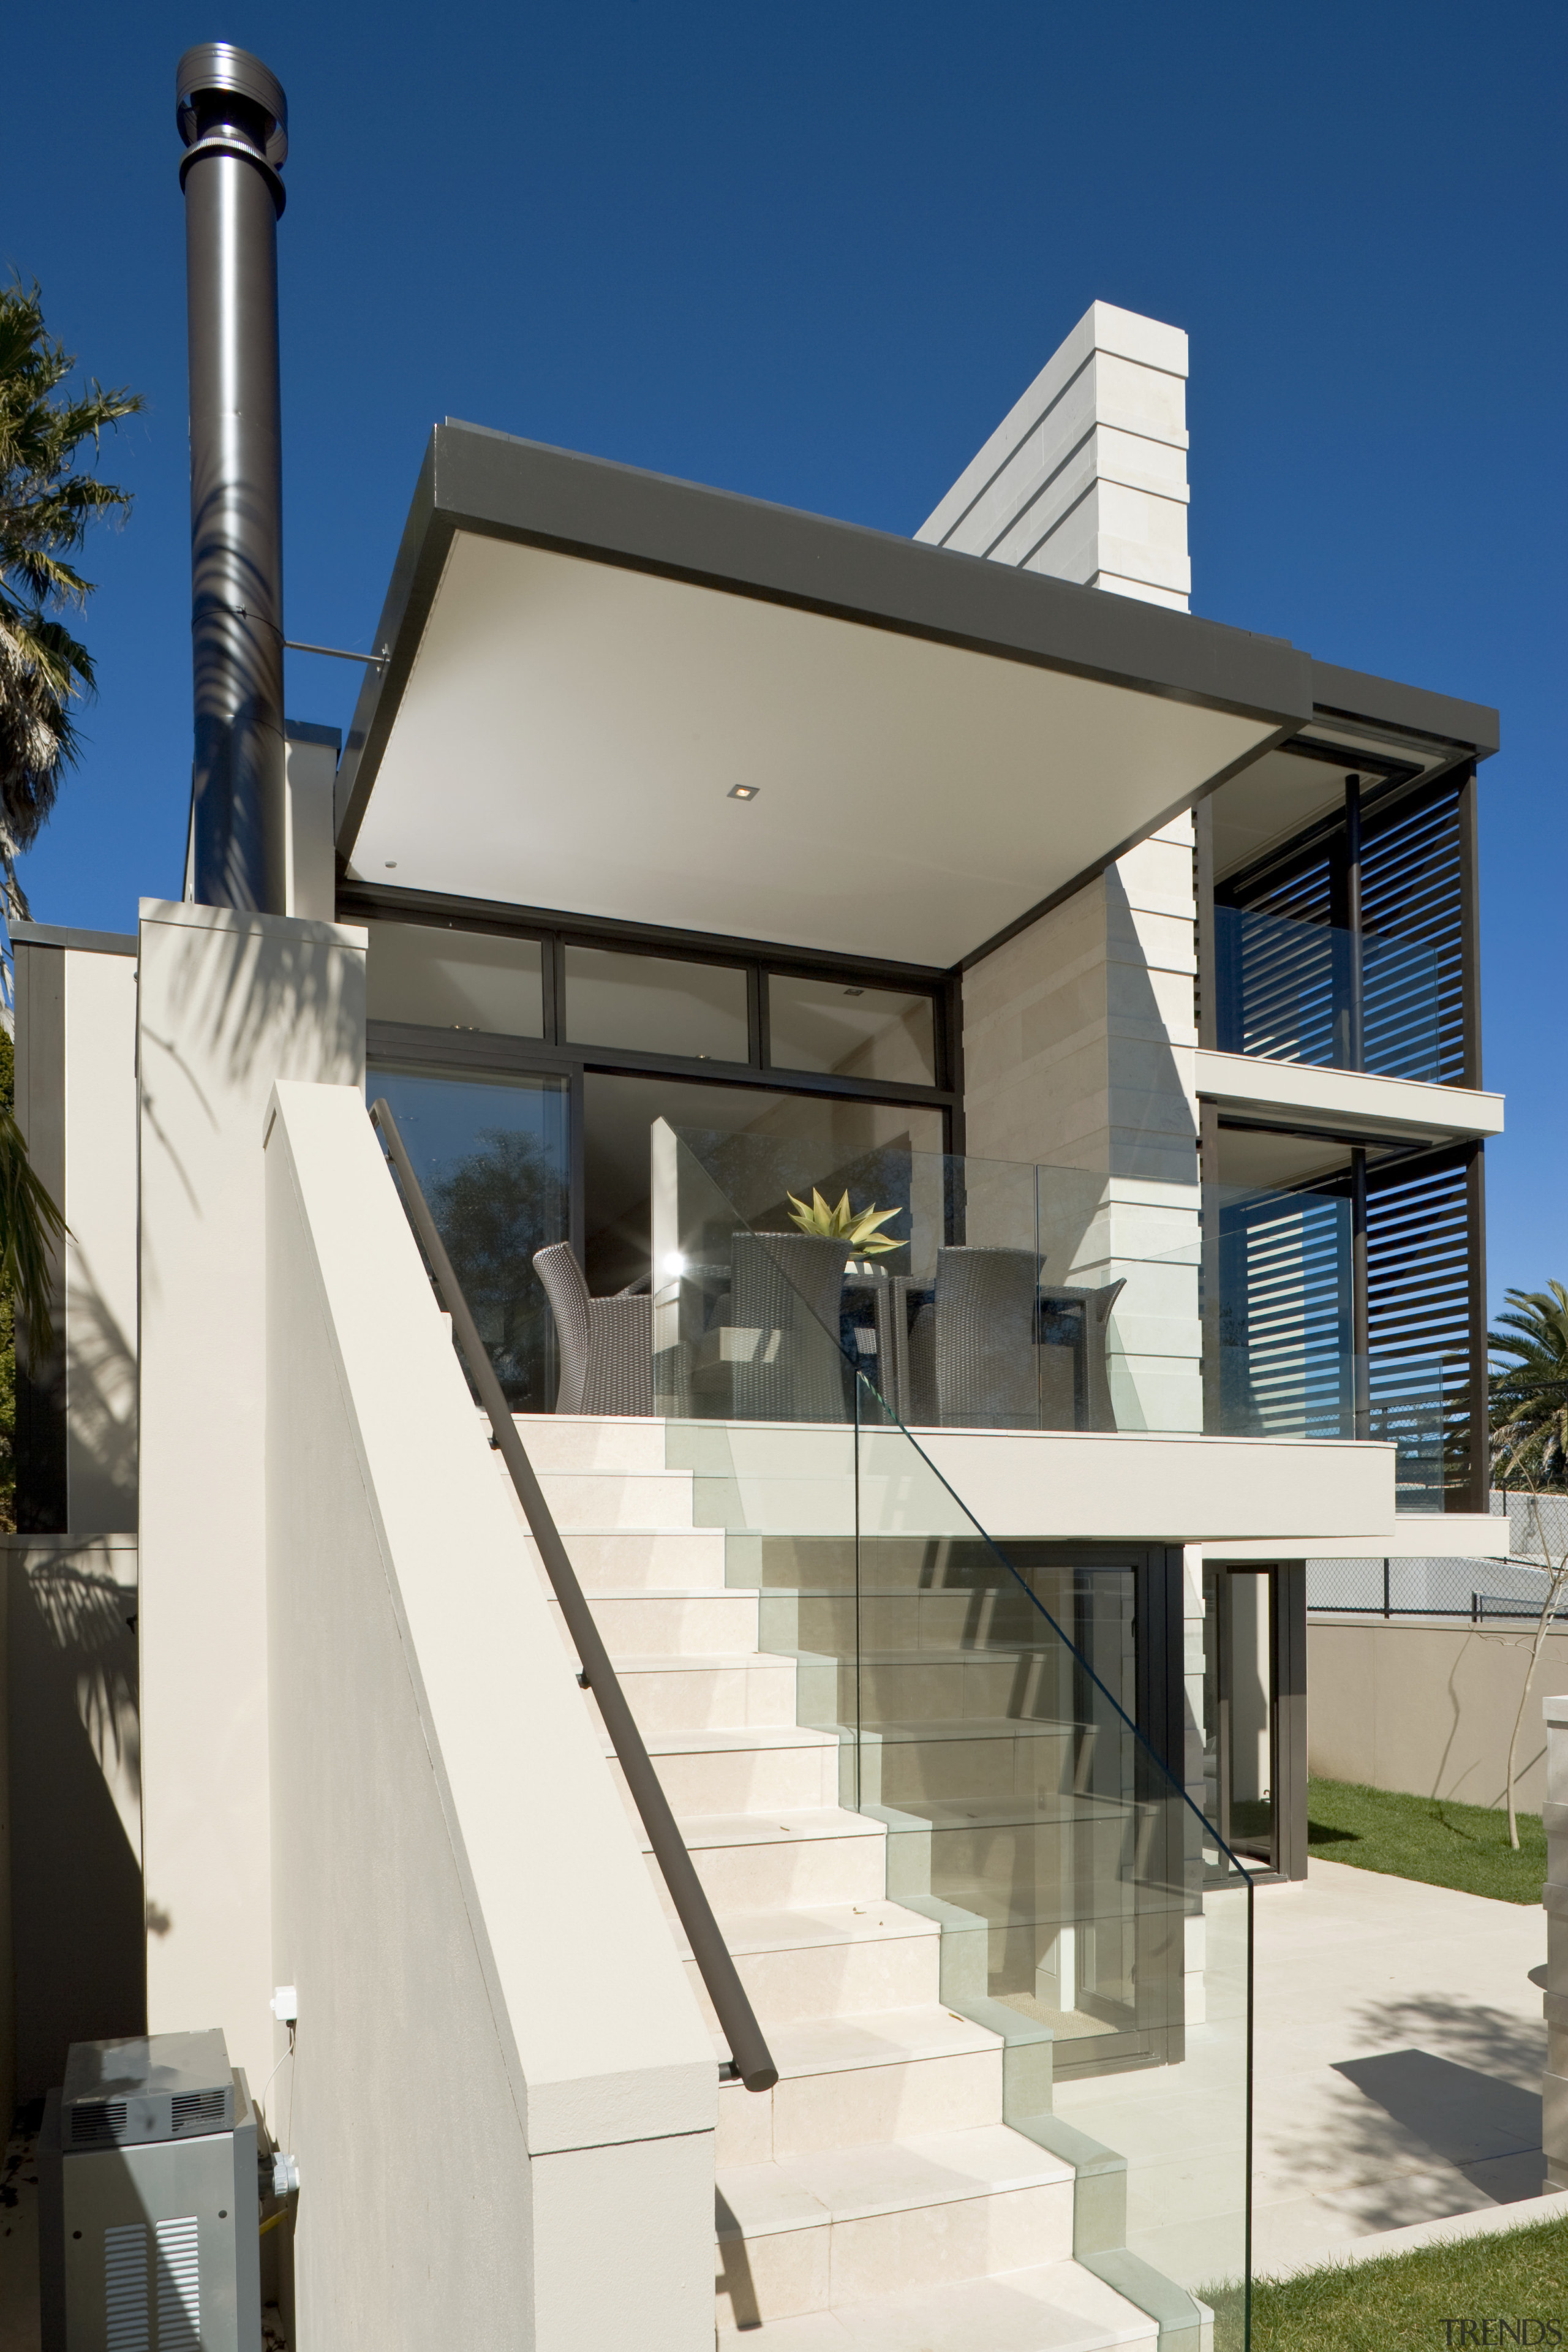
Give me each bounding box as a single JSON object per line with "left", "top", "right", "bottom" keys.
{"left": 785, "top": 1187, "right": 906, "bottom": 1277}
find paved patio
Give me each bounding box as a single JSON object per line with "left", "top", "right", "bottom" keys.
{"left": 0, "top": 1856, "right": 1549, "bottom": 2338}
{"left": 1250, "top": 1856, "right": 1550, "bottom": 2274}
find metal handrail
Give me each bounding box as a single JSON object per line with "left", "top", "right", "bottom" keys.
{"left": 368, "top": 1100, "right": 777, "bottom": 2094}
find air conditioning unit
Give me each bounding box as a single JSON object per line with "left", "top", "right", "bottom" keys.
{"left": 39, "top": 2028, "right": 265, "bottom": 2352}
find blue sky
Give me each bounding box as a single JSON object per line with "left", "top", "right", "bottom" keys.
{"left": 3, "top": 1, "right": 1563, "bottom": 1311}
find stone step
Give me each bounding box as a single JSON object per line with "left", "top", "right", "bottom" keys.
{"left": 861, "top": 1718, "right": 1083, "bottom": 1807}
{"left": 548, "top": 1586, "right": 760, "bottom": 1657}
{"left": 715, "top": 2124, "right": 1077, "bottom": 2327}
{"left": 605, "top": 1652, "right": 801, "bottom": 1734}
{"left": 522, "top": 1523, "right": 728, "bottom": 1591}
{"left": 511, "top": 1411, "right": 671, "bottom": 1473}
{"left": 646, "top": 1807, "right": 888, "bottom": 1920}
{"left": 761, "top": 1591, "right": 1055, "bottom": 1657}
{"left": 530, "top": 1464, "right": 697, "bottom": 1529}
{"left": 676, "top": 1899, "right": 940, "bottom": 2030}
{"left": 606, "top": 1723, "right": 841, "bottom": 1819}
{"left": 714, "top": 2253, "right": 1161, "bottom": 2348}
{"left": 715, "top": 2004, "right": 1007, "bottom": 2166}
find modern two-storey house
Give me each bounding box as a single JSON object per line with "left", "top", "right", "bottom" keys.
{"left": 4, "top": 53, "right": 1506, "bottom": 2352}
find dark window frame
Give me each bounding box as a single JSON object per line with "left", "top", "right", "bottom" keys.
{"left": 344, "top": 881, "right": 962, "bottom": 1120}
{"left": 1199, "top": 758, "right": 1477, "bottom": 1091}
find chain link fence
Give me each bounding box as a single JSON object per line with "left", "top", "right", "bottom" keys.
{"left": 1307, "top": 1490, "right": 1568, "bottom": 1620}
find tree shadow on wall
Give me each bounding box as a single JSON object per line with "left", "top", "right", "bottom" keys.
{"left": 7, "top": 1541, "right": 145, "bottom": 2099}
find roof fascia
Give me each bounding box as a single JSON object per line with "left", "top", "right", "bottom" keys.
{"left": 1309, "top": 660, "right": 1500, "bottom": 760}
{"left": 336, "top": 421, "right": 1314, "bottom": 864}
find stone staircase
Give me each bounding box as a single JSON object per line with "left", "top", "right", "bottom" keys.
{"left": 510, "top": 1414, "right": 1196, "bottom": 2351}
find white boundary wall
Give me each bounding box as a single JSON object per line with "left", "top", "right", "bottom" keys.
{"left": 264, "top": 1082, "right": 715, "bottom": 2350}
{"left": 137, "top": 901, "right": 368, "bottom": 2092}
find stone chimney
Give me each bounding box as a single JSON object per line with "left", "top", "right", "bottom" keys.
{"left": 916, "top": 301, "right": 1189, "bottom": 611}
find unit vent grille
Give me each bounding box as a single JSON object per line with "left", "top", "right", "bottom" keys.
{"left": 101, "top": 2217, "right": 202, "bottom": 2352}
{"left": 72, "top": 2100, "right": 128, "bottom": 2147}
{"left": 156, "top": 2216, "right": 201, "bottom": 2350}
{"left": 104, "top": 2222, "right": 148, "bottom": 2352}
{"left": 170, "top": 2090, "right": 226, "bottom": 2135}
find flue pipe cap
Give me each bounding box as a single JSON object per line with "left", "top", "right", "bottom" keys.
{"left": 176, "top": 43, "right": 288, "bottom": 168}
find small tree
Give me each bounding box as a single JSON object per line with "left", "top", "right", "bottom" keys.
{"left": 1490, "top": 1284, "right": 1568, "bottom": 1846}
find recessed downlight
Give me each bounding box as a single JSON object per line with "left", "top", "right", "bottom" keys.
{"left": 728, "top": 783, "right": 760, "bottom": 801}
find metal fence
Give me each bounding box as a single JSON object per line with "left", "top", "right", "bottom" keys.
{"left": 1306, "top": 1555, "right": 1568, "bottom": 1619}
{"left": 1307, "top": 1490, "right": 1568, "bottom": 1620}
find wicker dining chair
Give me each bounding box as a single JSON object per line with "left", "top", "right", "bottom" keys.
{"left": 930, "top": 1245, "right": 1044, "bottom": 1430}
{"left": 533, "top": 1241, "right": 654, "bottom": 1416}
{"left": 728, "top": 1231, "right": 852, "bottom": 1422}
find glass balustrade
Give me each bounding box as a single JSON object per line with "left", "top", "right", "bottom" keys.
{"left": 1206, "top": 1176, "right": 1466, "bottom": 1505}
{"left": 661, "top": 1128, "right": 1256, "bottom": 2340}
{"left": 646, "top": 1126, "right": 1467, "bottom": 1506}
{"left": 1213, "top": 902, "right": 1444, "bottom": 1082}
{"left": 652, "top": 1122, "right": 1204, "bottom": 1437}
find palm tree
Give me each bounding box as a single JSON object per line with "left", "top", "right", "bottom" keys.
{"left": 0, "top": 279, "right": 139, "bottom": 1373}
{"left": 1489, "top": 1283, "right": 1568, "bottom": 1845}
{"left": 0, "top": 277, "right": 143, "bottom": 919}
{"left": 1489, "top": 1281, "right": 1568, "bottom": 1487}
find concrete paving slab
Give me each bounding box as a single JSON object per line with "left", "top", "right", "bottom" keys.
{"left": 1249, "top": 1858, "right": 1549, "bottom": 2275}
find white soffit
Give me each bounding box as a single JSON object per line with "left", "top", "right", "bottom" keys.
{"left": 352, "top": 531, "right": 1278, "bottom": 965}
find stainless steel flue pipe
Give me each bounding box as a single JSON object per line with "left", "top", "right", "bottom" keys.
{"left": 176, "top": 45, "right": 289, "bottom": 913}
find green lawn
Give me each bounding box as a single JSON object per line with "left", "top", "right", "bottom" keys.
{"left": 1207, "top": 2214, "right": 1568, "bottom": 2349}
{"left": 1308, "top": 1774, "right": 1547, "bottom": 1905}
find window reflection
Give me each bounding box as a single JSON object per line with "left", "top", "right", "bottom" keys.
{"left": 564, "top": 946, "right": 748, "bottom": 1061}
{"left": 768, "top": 973, "right": 936, "bottom": 1085}
{"left": 365, "top": 921, "right": 543, "bottom": 1036}
{"left": 368, "top": 1063, "right": 569, "bottom": 1410}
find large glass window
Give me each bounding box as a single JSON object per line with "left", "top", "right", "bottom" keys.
{"left": 582, "top": 1069, "right": 944, "bottom": 1294}
{"left": 368, "top": 1063, "right": 569, "bottom": 1411}
{"left": 564, "top": 947, "right": 748, "bottom": 1061}
{"left": 768, "top": 973, "right": 937, "bottom": 1085}
{"left": 365, "top": 921, "right": 543, "bottom": 1036}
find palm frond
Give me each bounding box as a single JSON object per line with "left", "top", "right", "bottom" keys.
{"left": 0, "top": 277, "right": 143, "bottom": 853}
{"left": 0, "top": 1105, "right": 67, "bottom": 1355}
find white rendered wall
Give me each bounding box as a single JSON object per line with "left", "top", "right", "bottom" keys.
{"left": 284, "top": 726, "right": 339, "bottom": 922}
{"left": 926, "top": 302, "right": 1201, "bottom": 1428}
{"left": 265, "top": 1082, "right": 716, "bottom": 2351}
{"left": 11, "top": 930, "right": 140, "bottom": 1532}
{"left": 671, "top": 1420, "right": 1399, "bottom": 1546}
{"left": 137, "top": 901, "right": 366, "bottom": 2094}
{"left": 61, "top": 948, "right": 139, "bottom": 1530}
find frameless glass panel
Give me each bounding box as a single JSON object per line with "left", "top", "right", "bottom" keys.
{"left": 582, "top": 1069, "right": 943, "bottom": 1302}
{"left": 1213, "top": 903, "right": 1441, "bottom": 1082}
{"left": 1209, "top": 1182, "right": 1354, "bottom": 1441}
{"left": 364, "top": 920, "right": 543, "bottom": 1036}
{"left": 659, "top": 1128, "right": 1254, "bottom": 2324}
{"left": 767, "top": 973, "right": 937, "bottom": 1085}
{"left": 658, "top": 1127, "right": 1199, "bottom": 1436}
{"left": 564, "top": 946, "right": 748, "bottom": 1061}
{"left": 1203, "top": 1567, "right": 1276, "bottom": 1870}
{"left": 367, "top": 1061, "right": 568, "bottom": 1411}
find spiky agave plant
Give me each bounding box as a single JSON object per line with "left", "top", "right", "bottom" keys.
{"left": 785, "top": 1188, "right": 905, "bottom": 1257}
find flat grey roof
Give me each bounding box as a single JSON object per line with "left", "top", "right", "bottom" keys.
{"left": 334, "top": 423, "right": 1498, "bottom": 965}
